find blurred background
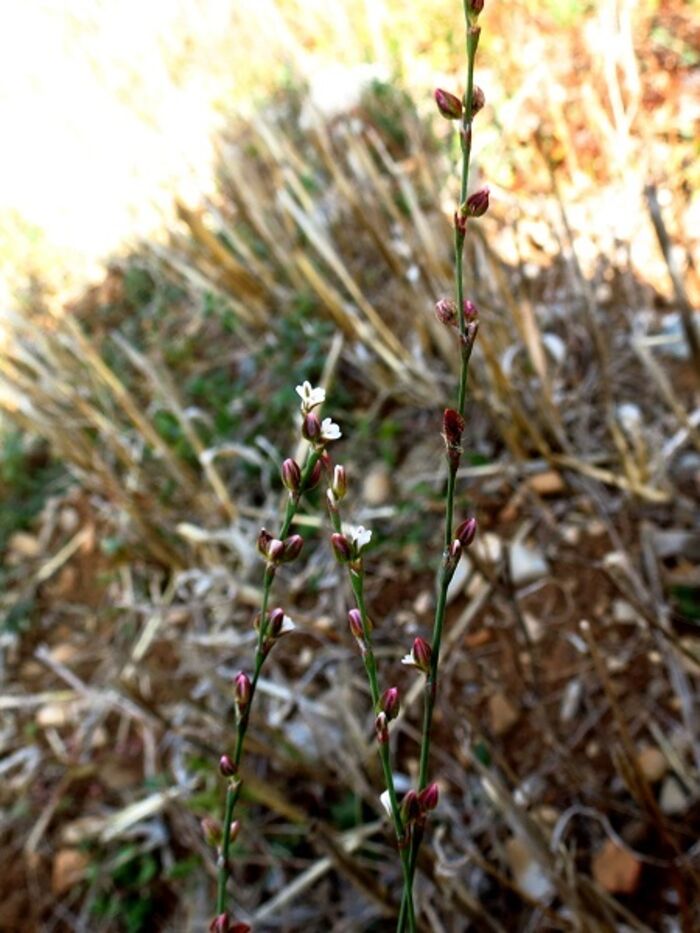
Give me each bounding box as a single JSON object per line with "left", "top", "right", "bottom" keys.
{"left": 1, "top": 0, "right": 699, "bottom": 930}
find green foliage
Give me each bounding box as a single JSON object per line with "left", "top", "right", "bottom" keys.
{"left": 90, "top": 847, "right": 162, "bottom": 933}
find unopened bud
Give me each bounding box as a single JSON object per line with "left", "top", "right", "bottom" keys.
{"left": 471, "top": 85, "right": 485, "bottom": 116}
{"left": 454, "top": 209, "right": 468, "bottom": 236}
{"left": 435, "top": 298, "right": 458, "bottom": 327}
{"left": 331, "top": 533, "right": 352, "bottom": 563}
{"left": 210, "top": 914, "right": 230, "bottom": 933}
{"left": 257, "top": 528, "right": 273, "bottom": 558}
{"left": 281, "top": 458, "right": 301, "bottom": 494}
{"left": 266, "top": 538, "right": 285, "bottom": 563}
{"left": 434, "top": 88, "right": 463, "bottom": 121}
{"left": 375, "top": 711, "right": 389, "bottom": 744}
{"left": 219, "top": 754, "right": 237, "bottom": 778}
{"left": 348, "top": 608, "right": 364, "bottom": 640}
{"left": 412, "top": 637, "right": 432, "bottom": 673}
{"left": 281, "top": 533, "right": 304, "bottom": 563}
{"left": 234, "top": 672, "right": 252, "bottom": 714}
{"left": 401, "top": 789, "right": 421, "bottom": 824}
{"left": 332, "top": 464, "right": 347, "bottom": 500}
{"left": 307, "top": 458, "right": 323, "bottom": 490}
{"left": 380, "top": 686, "right": 400, "bottom": 721}
{"left": 228, "top": 819, "right": 241, "bottom": 844}
{"left": 268, "top": 607, "right": 285, "bottom": 638}
{"left": 443, "top": 408, "right": 465, "bottom": 448}
{"left": 201, "top": 817, "right": 221, "bottom": 847}
{"left": 465, "top": 186, "right": 490, "bottom": 218}
{"left": 463, "top": 300, "right": 479, "bottom": 323}
{"left": 449, "top": 539, "right": 462, "bottom": 562}
{"left": 418, "top": 782, "right": 440, "bottom": 812}
{"left": 302, "top": 412, "right": 322, "bottom": 442}
{"left": 469, "top": 0, "right": 484, "bottom": 16}
{"left": 455, "top": 517, "right": 477, "bottom": 547}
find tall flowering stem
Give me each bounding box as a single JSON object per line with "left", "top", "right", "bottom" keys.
{"left": 325, "top": 485, "right": 416, "bottom": 932}
{"left": 214, "top": 383, "right": 338, "bottom": 921}
{"left": 400, "top": 1, "right": 486, "bottom": 926}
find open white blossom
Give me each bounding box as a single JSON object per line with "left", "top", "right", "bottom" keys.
{"left": 401, "top": 652, "right": 417, "bottom": 668}
{"left": 277, "top": 614, "right": 296, "bottom": 637}
{"left": 295, "top": 381, "right": 326, "bottom": 413}
{"left": 379, "top": 789, "right": 393, "bottom": 820}
{"left": 320, "top": 417, "right": 342, "bottom": 442}
{"left": 352, "top": 526, "right": 372, "bottom": 552}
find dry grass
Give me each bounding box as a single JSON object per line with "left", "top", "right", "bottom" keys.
{"left": 1, "top": 0, "right": 699, "bottom": 930}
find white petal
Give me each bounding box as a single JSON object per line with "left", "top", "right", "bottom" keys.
{"left": 379, "top": 790, "right": 393, "bottom": 819}
{"left": 320, "top": 417, "right": 342, "bottom": 441}
{"left": 400, "top": 653, "right": 416, "bottom": 667}
{"left": 279, "top": 615, "right": 296, "bottom": 636}
{"left": 353, "top": 526, "right": 372, "bottom": 550}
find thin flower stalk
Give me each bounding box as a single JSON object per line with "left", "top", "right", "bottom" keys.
{"left": 325, "top": 483, "right": 416, "bottom": 932}
{"left": 400, "top": 1, "right": 486, "bottom": 926}
{"left": 215, "top": 383, "right": 335, "bottom": 921}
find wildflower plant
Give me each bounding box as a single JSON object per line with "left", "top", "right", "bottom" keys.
{"left": 211, "top": 0, "right": 488, "bottom": 925}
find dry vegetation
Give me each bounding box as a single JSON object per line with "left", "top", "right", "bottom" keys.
{"left": 1, "top": 0, "right": 699, "bottom": 930}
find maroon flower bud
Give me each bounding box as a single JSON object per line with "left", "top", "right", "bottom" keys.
{"left": 463, "top": 299, "right": 479, "bottom": 323}
{"left": 257, "top": 528, "right": 272, "bottom": 558}
{"left": 412, "top": 637, "right": 432, "bottom": 672}
{"left": 471, "top": 85, "right": 485, "bottom": 116}
{"left": 229, "top": 819, "right": 241, "bottom": 844}
{"left": 418, "top": 782, "right": 440, "bottom": 812}
{"left": 201, "top": 817, "right": 221, "bottom": 847}
{"left": 375, "top": 711, "right": 389, "bottom": 744}
{"left": 449, "top": 539, "right": 462, "bottom": 562}
{"left": 210, "top": 914, "right": 230, "bottom": 933}
{"left": 435, "top": 298, "right": 458, "bottom": 327}
{"left": 332, "top": 464, "right": 347, "bottom": 500}
{"left": 281, "top": 533, "right": 304, "bottom": 563}
{"left": 230, "top": 925, "right": 251, "bottom": 933}
{"left": 465, "top": 186, "right": 490, "bottom": 218}
{"left": 219, "top": 754, "right": 237, "bottom": 777}
{"left": 234, "top": 672, "right": 252, "bottom": 714}
{"left": 454, "top": 209, "right": 468, "bottom": 236}
{"left": 281, "top": 458, "right": 301, "bottom": 494}
{"left": 302, "top": 411, "right": 321, "bottom": 442}
{"left": 455, "top": 517, "right": 478, "bottom": 547}
{"left": 469, "top": 0, "right": 484, "bottom": 15}
{"left": 401, "top": 789, "right": 421, "bottom": 824}
{"left": 306, "top": 458, "right": 323, "bottom": 490}
{"left": 443, "top": 408, "right": 465, "bottom": 448}
{"left": 268, "top": 607, "right": 285, "bottom": 637}
{"left": 266, "top": 538, "right": 285, "bottom": 563}
{"left": 380, "top": 686, "right": 400, "bottom": 721}
{"left": 348, "top": 608, "right": 364, "bottom": 640}
{"left": 331, "top": 533, "right": 352, "bottom": 563}
{"left": 434, "top": 88, "right": 463, "bottom": 121}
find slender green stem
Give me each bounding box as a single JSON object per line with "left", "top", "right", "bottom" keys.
{"left": 399, "top": 8, "right": 482, "bottom": 930}
{"left": 216, "top": 448, "right": 321, "bottom": 917}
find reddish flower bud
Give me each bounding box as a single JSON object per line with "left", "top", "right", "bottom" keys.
{"left": 201, "top": 817, "right": 221, "bottom": 847}
{"left": 306, "top": 458, "right": 323, "bottom": 490}
{"left": 348, "top": 608, "right": 364, "bottom": 640}
{"left": 302, "top": 411, "right": 322, "bottom": 442}
{"left": 210, "top": 914, "right": 230, "bottom": 933}
{"left": 469, "top": 0, "right": 484, "bottom": 15}
{"left": 281, "top": 458, "right": 301, "bottom": 494}
{"left": 281, "top": 533, "right": 304, "bottom": 563}
{"left": 435, "top": 298, "right": 458, "bottom": 327}
{"left": 219, "top": 754, "right": 237, "bottom": 777}
{"left": 463, "top": 299, "right": 479, "bottom": 323}
{"left": 454, "top": 209, "right": 468, "bottom": 236}
{"left": 332, "top": 464, "right": 347, "bottom": 500}
{"left": 471, "top": 85, "right": 485, "bottom": 116}
{"left": 449, "top": 539, "right": 462, "bottom": 562}
{"left": 434, "top": 88, "right": 463, "bottom": 121}
{"left": 230, "top": 925, "right": 251, "bottom": 933}
{"left": 375, "top": 711, "right": 389, "bottom": 744}
{"left": 418, "top": 782, "right": 440, "bottom": 812}
{"left": 401, "top": 789, "right": 421, "bottom": 824}
{"left": 266, "top": 538, "right": 285, "bottom": 563}
{"left": 380, "top": 686, "right": 400, "bottom": 721}
{"left": 331, "top": 533, "right": 352, "bottom": 563}
{"left": 268, "top": 607, "right": 285, "bottom": 637}
{"left": 412, "top": 637, "right": 432, "bottom": 672}
{"left": 229, "top": 819, "right": 241, "bottom": 844}
{"left": 443, "top": 408, "right": 465, "bottom": 448}
{"left": 465, "top": 186, "right": 490, "bottom": 218}
{"left": 455, "top": 517, "right": 478, "bottom": 547}
{"left": 234, "top": 672, "right": 252, "bottom": 713}
{"left": 257, "top": 528, "right": 272, "bottom": 558}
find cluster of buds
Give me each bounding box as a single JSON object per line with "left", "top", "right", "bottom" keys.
{"left": 454, "top": 186, "right": 490, "bottom": 235}
{"left": 401, "top": 636, "right": 432, "bottom": 674}
{"left": 381, "top": 782, "right": 440, "bottom": 827}
{"left": 447, "top": 516, "right": 478, "bottom": 572}
{"left": 210, "top": 915, "right": 250, "bottom": 933}
{"left": 434, "top": 86, "right": 485, "bottom": 122}
{"left": 257, "top": 528, "right": 304, "bottom": 566}
{"left": 330, "top": 525, "right": 372, "bottom": 570}
{"left": 375, "top": 686, "right": 400, "bottom": 744}
{"left": 295, "top": 380, "right": 342, "bottom": 449}
{"left": 255, "top": 606, "right": 296, "bottom": 657}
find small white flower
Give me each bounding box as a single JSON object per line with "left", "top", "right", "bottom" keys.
{"left": 352, "top": 526, "right": 372, "bottom": 552}
{"left": 401, "top": 652, "right": 417, "bottom": 668}
{"left": 295, "top": 381, "right": 326, "bottom": 413}
{"left": 320, "top": 417, "right": 342, "bottom": 442}
{"left": 379, "top": 789, "right": 393, "bottom": 819}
